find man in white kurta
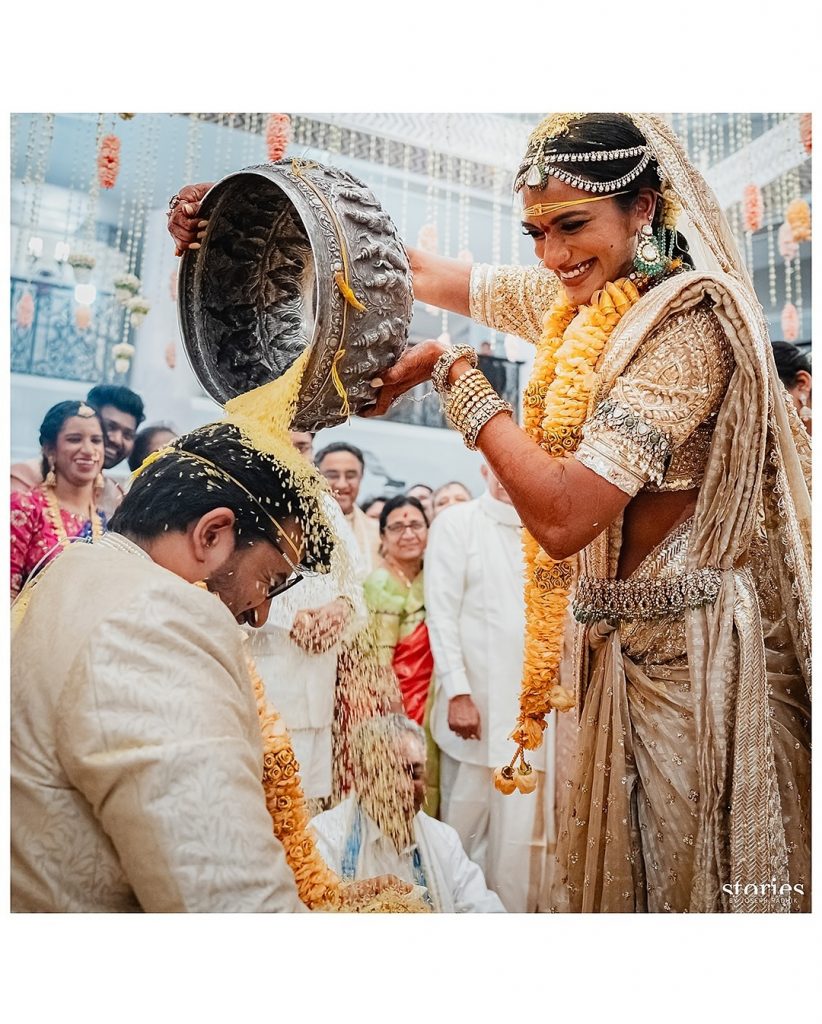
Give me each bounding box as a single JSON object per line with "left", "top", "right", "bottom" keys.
{"left": 10, "top": 422, "right": 340, "bottom": 913}
{"left": 310, "top": 716, "right": 505, "bottom": 912}
{"left": 11, "top": 532, "right": 304, "bottom": 913}
{"left": 425, "top": 464, "right": 556, "bottom": 912}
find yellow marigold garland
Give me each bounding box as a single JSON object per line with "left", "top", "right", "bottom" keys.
{"left": 495, "top": 278, "right": 643, "bottom": 793}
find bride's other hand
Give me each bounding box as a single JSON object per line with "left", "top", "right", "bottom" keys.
{"left": 360, "top": 339, "right": 446, "bottom": 418}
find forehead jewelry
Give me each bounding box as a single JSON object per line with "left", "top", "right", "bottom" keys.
{"left": 76, "top": 403, "right": 96, "bottom": 417}
{"left": 522, "top": 191, "right": 630, "bottom": 218}
{"left": 519, "top": 142, "right": 651, "bottom": 194}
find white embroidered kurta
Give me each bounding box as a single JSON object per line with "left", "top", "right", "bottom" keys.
{"left": 310, "top": 795, "right": 505, "bottom": 913}
{"left": 424, "top": 492, "right": 557, "bottom": 912}
{"left": 426, "top": 491, "right": 546, "bottom": 770}
{"left": 11, "top": 533, "right": 304, "bottom": 913}
{"left": 245, "top": 498, "right": 366, "bottom": 799}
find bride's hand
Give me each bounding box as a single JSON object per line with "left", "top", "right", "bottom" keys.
{"left": 360, "top": 339, "right": 446, "bottom": 418}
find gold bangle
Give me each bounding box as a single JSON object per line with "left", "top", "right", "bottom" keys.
{"left": 432, "top": 345, "right": 478, "bottom": 395}
{"left": 444, "top": 368, "right": 512, "bottom": 449}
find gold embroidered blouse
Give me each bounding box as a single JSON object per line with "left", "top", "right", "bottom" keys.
{"left": 469, "top": 265, "right": 735, "bottom": 496}
{"left": 577, "top": 300, "right": 734, "bottom": 496}
{"left": 469, "top": 263, "right": 559, "bottom": 344}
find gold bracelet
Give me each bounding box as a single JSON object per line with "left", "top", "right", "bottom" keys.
{"left": 431, "top": 345, "right": 478, "bottom": 395}
{"left": 445, "top": 369, "right": 513, "bottom": 450}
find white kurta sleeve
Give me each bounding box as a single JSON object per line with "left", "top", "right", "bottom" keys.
{"left": 56, "top": 582, "right": 305, "bottom": 913}
{"left": 424, "top": 512, "right": 472, "bottom": 699}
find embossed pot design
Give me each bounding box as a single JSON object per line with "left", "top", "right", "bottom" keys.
{"left": 178, "top": 160, "right": 414, "bottom": 431}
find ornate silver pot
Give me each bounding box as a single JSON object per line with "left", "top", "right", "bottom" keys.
{"left": 178, "top": 160, "right": 413, "bottom": 430}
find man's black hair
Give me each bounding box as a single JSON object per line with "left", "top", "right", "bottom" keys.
{"left": 86, "top": 384, "right": 146, "bottom": 427}
{"left": 314, "top": 441, "right": 365, "bottom": 471}
{"left": 110, "top": 422, "right": 333, "bottom": 572}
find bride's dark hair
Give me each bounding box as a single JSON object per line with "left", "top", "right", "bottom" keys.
{"left": 516, "top": 113, "right": 694, "bottom": 269}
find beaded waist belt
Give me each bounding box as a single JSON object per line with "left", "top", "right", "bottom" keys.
{"left": 573, "top": 568, "right": 723, "bottom": 624}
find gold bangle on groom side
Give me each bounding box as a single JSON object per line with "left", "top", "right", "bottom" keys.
{"left": 444, "top": 367, "right": 513, "bottom": 450}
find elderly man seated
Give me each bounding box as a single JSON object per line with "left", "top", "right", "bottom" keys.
{"left": 310, "top": 714, "right": 505, "bottom": 913}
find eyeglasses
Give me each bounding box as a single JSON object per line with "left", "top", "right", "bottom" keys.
{"left": 384, "top": 522, "right": 427, "bottom": 536}
{"left": 264, "top": 539, "right": 315, "bottom": 600}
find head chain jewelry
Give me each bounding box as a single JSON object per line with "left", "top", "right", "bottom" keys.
{"left": 132, "top": 445, "right": 305, "bottom": 563}
{"left": 518, "top": 144, "right": 651, "bottom": 194}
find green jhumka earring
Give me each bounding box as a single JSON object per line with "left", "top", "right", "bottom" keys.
{"left": 632, "top": 223, "right": 670, "bottom": 279}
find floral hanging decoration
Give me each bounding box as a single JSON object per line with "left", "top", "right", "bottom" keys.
{"left": 786, "top": 199, "right": 811, "bottom": 243}
{"left": 265, "top": 113, "right": 292, "bottom": 162}
{"left": 15, "top": 290, "right": 35, "bottom": 330}
{"left": 778, "top": 221, "right": 799, "bottom": 262}
{"left": 743, "top": 183, "right": 763, "bottom": 233}
{"left": 781, "top": 302, "right": 799, "bottom": 343}
{"left": 112, "top": 341, "right": 135, "bottom": 374}
{"left": 799, "top": 113, "right": 812, "bottom": 154}
{"left": 75, "top": 305, "right": 92, "bottom": 331}
{"left": 165, "top": 340, "right": 177, "bottom": 369}
{"left": 98, "top": 134, "right": 121, "bottom": 190}
{"left": 126, "top": 295, "right": 151, "bottom": 327}
{"left": 113, "top": 273, "right": 141, "bottom": 304}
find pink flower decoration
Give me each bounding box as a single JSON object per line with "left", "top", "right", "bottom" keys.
{"left": 75, "top": 306, "right": 92, "bottom": 331}
{"left": 743, "top": 183, "right": 763, "bottom": 233}
{"left": 164, "top": 341, "right": 177, "bottom": 369}
{"left": 786, "top": 199, "right": 811, "bottom": 243}
{"left": 97, "top": 134, "right": 121, "bottom": 189}
{"left": 265, "top": 114, "right": 292, "bottom": 162}
{"left": 169, "top": 269, "right": 178, "bottom": 302}
{"left": 781, "top": 302, "right": 799, "bottom": 343}
{"left": 15, "top": 290, "right": 35, "bottom": 329}
{"left": 799, "top": 113, "right": 812, "bottom": 154}
{"left": 778, "top": 221, "right": 799, "bottom": 262}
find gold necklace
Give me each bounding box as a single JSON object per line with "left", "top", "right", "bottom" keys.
{"left": 384, "top": 555, "right": 417, "bottom": 589}
{"left": 43, "top": 486, "right": 103, "bottom": 543}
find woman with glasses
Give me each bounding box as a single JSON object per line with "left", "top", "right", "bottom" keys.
{"left": 363, "top": 494, "right": 438, "bottom": 814}
{"left": 364, "top": 495, "right": 433, "bottom": 726}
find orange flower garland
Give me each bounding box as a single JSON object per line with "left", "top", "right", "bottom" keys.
{"left": 496, "top": 278, "right": 643, "bottom": 792}
{"left": 265, "top": 113, "right": 292, "bottom": 162}
{"left": 248, "top": 656, "right": 344, "bottom": 909}
{"left": 97, "top": 134, "right": 121, "bottom": 189}
{"left": 743, "top": 183, "right": 763, "bottom": 233}
{"left": 786, "top": 198, "right": 811, "bottom": 243}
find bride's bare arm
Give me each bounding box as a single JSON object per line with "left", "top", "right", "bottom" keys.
{"left": 407, "top": 247, "right": 472, "bottom": 316}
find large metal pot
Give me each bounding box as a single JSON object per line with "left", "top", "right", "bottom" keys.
{"left": 178, "top": 160, "right": 413, "bottom": 430}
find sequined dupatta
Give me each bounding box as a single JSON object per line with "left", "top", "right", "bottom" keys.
{"left": 577, "top": 267, "right": 811, "bottom": 912}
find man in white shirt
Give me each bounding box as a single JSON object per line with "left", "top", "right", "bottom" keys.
{"left": 310, "top": 714, "right": 505, "bottom": 913}
{"left": 246, "top": 430, "right": 366, "bottom": 801}
{"left": 424, "top": 463, "right": 556, "bottom": 912}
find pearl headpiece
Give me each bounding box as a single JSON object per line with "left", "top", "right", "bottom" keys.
{"left": 517, "top": 142, "right": 651, "bottom": 194}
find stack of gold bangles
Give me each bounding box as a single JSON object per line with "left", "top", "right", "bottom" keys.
{"left": 431, "top": 346, "right": 513, "bottom": 450}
